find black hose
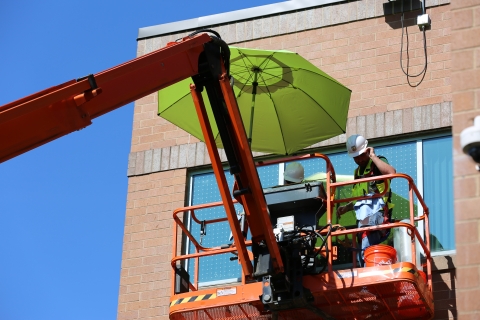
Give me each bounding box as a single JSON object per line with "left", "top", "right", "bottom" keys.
{"left": 399, "top": 13, "right": 428, "bottom": 87}
{"left": 315, "top": 224, "right": 332, "bottom": 274}
{"left": 187, "top": 29, "right": 231, "bottom": 77}
{"left": 298, "top": 224, "right": 332, "bottom": 273}
{"left": 188, "top": 29, "right": 222, "bottom": 39}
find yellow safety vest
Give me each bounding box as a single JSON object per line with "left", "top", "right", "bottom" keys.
{"left": 352, "top": 157, "right": 394, "bottom": 211}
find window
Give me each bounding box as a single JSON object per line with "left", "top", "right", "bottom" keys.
{"left": 298, "top": 141, "right": 418, "bottom": 221}
{"left": 423, "top": 136, "right": 454, "bottom": 252}
{"left": 186, "top": 135, "right": 453, "bottom": 284}
{"left": 187, "top": 165, "right": 280, "bottom": 285}
{"left": 188, "top": 172, "right": 241, "bottom": 284}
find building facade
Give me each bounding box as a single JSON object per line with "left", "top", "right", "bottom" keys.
{"left": 451, "top": 0, "right": 480, "bottom": 319}
{"left": 116, "top": 0, "right": 479, "bottom": 319}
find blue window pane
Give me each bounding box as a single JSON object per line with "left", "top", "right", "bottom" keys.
{"left": 423, "top": 136, "right": 454, "bottom": 251}
{"left": 187, "top": 136, "right": 454, "bottom": 284}
{"left": 324, "top": 152, "right": 352, "bottom": 176}
{"left": 299, "top": 144, "right": 417, "bottom": 221}
{"left": 189, "top": 171, "right": 242, "bottom": 283}
{"left": 333, "top": 143, "right": 417, "bottom": 219}
{"left": 374, "top": 143, "right": 417, "bottom": 220}
{"left": 188, "top": 164, "right": 279, "bottom": 284}
{"left": 258, "top": 165, "right": 280, "bottom": 188}
{"left": 372, "top": 143, "right": 418, "bottom": 198}
{"left": 296, "top": 158, "right": 325, "bottom": 178}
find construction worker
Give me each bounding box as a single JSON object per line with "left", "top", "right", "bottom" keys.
{"left": 336, "top": 134, "right": 396, "bottom": 266}
{"left": 283, "top": 162, "right": 304, "bottom": 185}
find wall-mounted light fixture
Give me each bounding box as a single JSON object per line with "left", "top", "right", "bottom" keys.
{"left": 461, "top": 116, "right": 480, "bottom": 171}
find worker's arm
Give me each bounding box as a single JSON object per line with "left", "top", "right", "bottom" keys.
{"left": 337, "top": 201, "right": 354, "bottom": 216}
{"left": 337, "top": 147, "right": 395, "bottom": 218}
{"left": 366, "top": 147, "right": 396, "bottom": 175}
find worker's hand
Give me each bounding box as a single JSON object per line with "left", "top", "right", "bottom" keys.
{"left": 365, "top": 147, "right": 376, "bottom": 159}
{"left": 337, "top": 205, "right": 349, "bottom": 217}
{"left": 336, "top": 202, "right": 353, "bottom": 220}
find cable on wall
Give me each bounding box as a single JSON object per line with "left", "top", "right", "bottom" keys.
{"left": 399, "top": 12, "right": 428, "bottom": 87}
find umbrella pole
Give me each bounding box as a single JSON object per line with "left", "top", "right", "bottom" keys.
{"left": 248, "top": 71, "right": 259, "bottom": 146}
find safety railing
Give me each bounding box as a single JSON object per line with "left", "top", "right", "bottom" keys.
{"left": 170, "top": 153, "right": 335, "bottom": 296}
{"left": 325, "top": 172, "right": 432, "bottom": 290}
{"left": 171, "top": 199, "right": 254, "bottom": 295}
{"left": 256, "top": 153, "right": 338, "bottom": 182}
{"left": 170, "top": 154, "right": 432, "bottom": 297}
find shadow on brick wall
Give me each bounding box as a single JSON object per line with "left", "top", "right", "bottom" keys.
{"left": 383, "top": 0, "right": 424, "bottom": 30}
{"left": 384, "top": 10, "right": 421, "bottom": 30}
{"left": 431, "top": 256, "right": 457, "bottom": 319}
{"left": 383, "top": 0, "right": 423, "bottom": 15}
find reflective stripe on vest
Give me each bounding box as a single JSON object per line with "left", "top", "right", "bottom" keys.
{"left": 352, "top": 158, "right": 393, "bottom": 209}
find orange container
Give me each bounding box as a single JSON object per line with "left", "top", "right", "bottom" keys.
{"left": 397, "top": 269, "right": 429, "bottom": 317}
{"left": 418, "top": 270, "right": 427, "bottom": 283}
{"left": 364, "top": 245, "right": 397, "bottom": 267}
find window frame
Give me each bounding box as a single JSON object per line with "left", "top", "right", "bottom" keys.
{"left": 184, "top": 130, "right": 454, "bottom": 284}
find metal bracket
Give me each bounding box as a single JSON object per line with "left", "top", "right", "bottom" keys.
{"left": 77, "top": 74, "right": 98, "bottom": 90}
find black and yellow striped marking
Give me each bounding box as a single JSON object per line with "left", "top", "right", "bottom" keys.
{"left": 358, "top": 266, "right": 417, "bottom": 278}
{"left": 394, "top": 266, "right": 416, "bottom": 275}
{"left": 170, "top": 293, "right": 217, "bottom": 307}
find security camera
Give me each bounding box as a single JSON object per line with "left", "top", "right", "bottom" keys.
{"left": 461, "top": 116, "right": 480, "bottom": 170}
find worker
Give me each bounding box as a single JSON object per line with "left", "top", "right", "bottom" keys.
{"left": 283, "top": 162, "right": 304, "bottom": 185}
{"left": 336, "top": 134, "right": 396, "bottom": 266}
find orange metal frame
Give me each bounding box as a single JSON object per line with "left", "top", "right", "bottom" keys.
{"left": 218, "top": 74, "right": 284, "bottom": 274}
{"left": 190, "top": 84, "right": 254, "bottom": 277}
{"left": 169, "top": 154, "right": 434, "bottom": 319}
{"left": 188, "top": 68, "right": 284, "bottom": 276}
{"left": 0, "top": 33, "right": 213, "bottom": 163}
{"left": 0, "top": 28, "right": 435, "bottom": 318}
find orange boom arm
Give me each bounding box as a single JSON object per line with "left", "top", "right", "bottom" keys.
{"left": 0, "top": 33, "right": 211, "bottom": 163}
{"left": 0, "top": 31, "right": 283, "bottom": 277}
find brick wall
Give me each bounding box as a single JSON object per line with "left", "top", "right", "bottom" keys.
{"left": 119, "top": 1, "right": 454, "bottom": 319}
{"left": 235, "top": 10, "right": 452, "bottom": 121}
{"left": 119, "top": 169, "right": 187, "bottom": 319}
{"left": 451, "top": 0, "right": 480, "bottom": 318}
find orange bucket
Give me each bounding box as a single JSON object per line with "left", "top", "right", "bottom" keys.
{"left": 418, "top": 270, "right": 427, "bottom": 283}
{"left": 364, "top": 244, "right": 397, "bottom": 267}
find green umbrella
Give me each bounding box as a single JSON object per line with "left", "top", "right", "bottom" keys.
{"left": 158, "top": 47, "right": 351, "bottom": 155}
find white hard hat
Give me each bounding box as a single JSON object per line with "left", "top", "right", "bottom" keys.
{"left": 346, "top": 135, "right": 368, "bottom": 158}
{"left": 284, "top": 162, "right": 304, "bottom": 183}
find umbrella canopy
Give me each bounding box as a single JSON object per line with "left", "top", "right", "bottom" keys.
{"left": 158, "top": 47, "right": 351, "bottom": 155}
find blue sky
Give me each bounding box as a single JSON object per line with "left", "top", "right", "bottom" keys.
{"left": 0, "top": 1, "right": 281, "bottom": 319}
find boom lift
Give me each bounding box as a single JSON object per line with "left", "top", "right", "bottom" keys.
{"left": 171, "top": 154, "right": 434, "bottom": 320}
{"left": 0, "top": 31, "right": 434, "bottom": 319}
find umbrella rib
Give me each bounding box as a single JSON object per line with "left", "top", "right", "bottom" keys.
{"left": 265, "top": 91, "right": 289, "bottom": 155}
{"left": 260, "top": 51, "right": 282, "bottom": 72}
{"left": 259, "top": 66, "right": 349, "bottom": 89}
{"left": 159, "top": 92, "right": 191, "bottom": 113}
{"left": 236, "top": 74, "right": 254, "bottom": 95}
{"left": 233, "top": 50, "right": 349, "bottom": 152}
{"left": 235, "top": 51, "right": 257, "bottom": 93}
{"left": 259, "top": 65, "right": 348, "bottom": 92}
{"left": 258, "top": 53, "right": 276, "bottom": 70}
{"left": 257, "top": 68, "right": 348, "bottom": 135}
{"left": 231, "top": 52, "right": 276, "bottom": 70}
{"left": 232, "top": 51, "right": 277, "bottom": 85}
{"left": 234, "top": 63, "right": 349, "bottom": 137}
{"left": 233, "top": 58, "right": 287, "bottom": 152}
{"left": 256, "top": 69, "right": 288, "bottom": 155}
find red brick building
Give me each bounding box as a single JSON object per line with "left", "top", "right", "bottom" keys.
{"left": 118, "top": 0, "right": 480, "bottom": 319}
{"left": 451, "top": 0, "right": 480, "bottom": 319}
